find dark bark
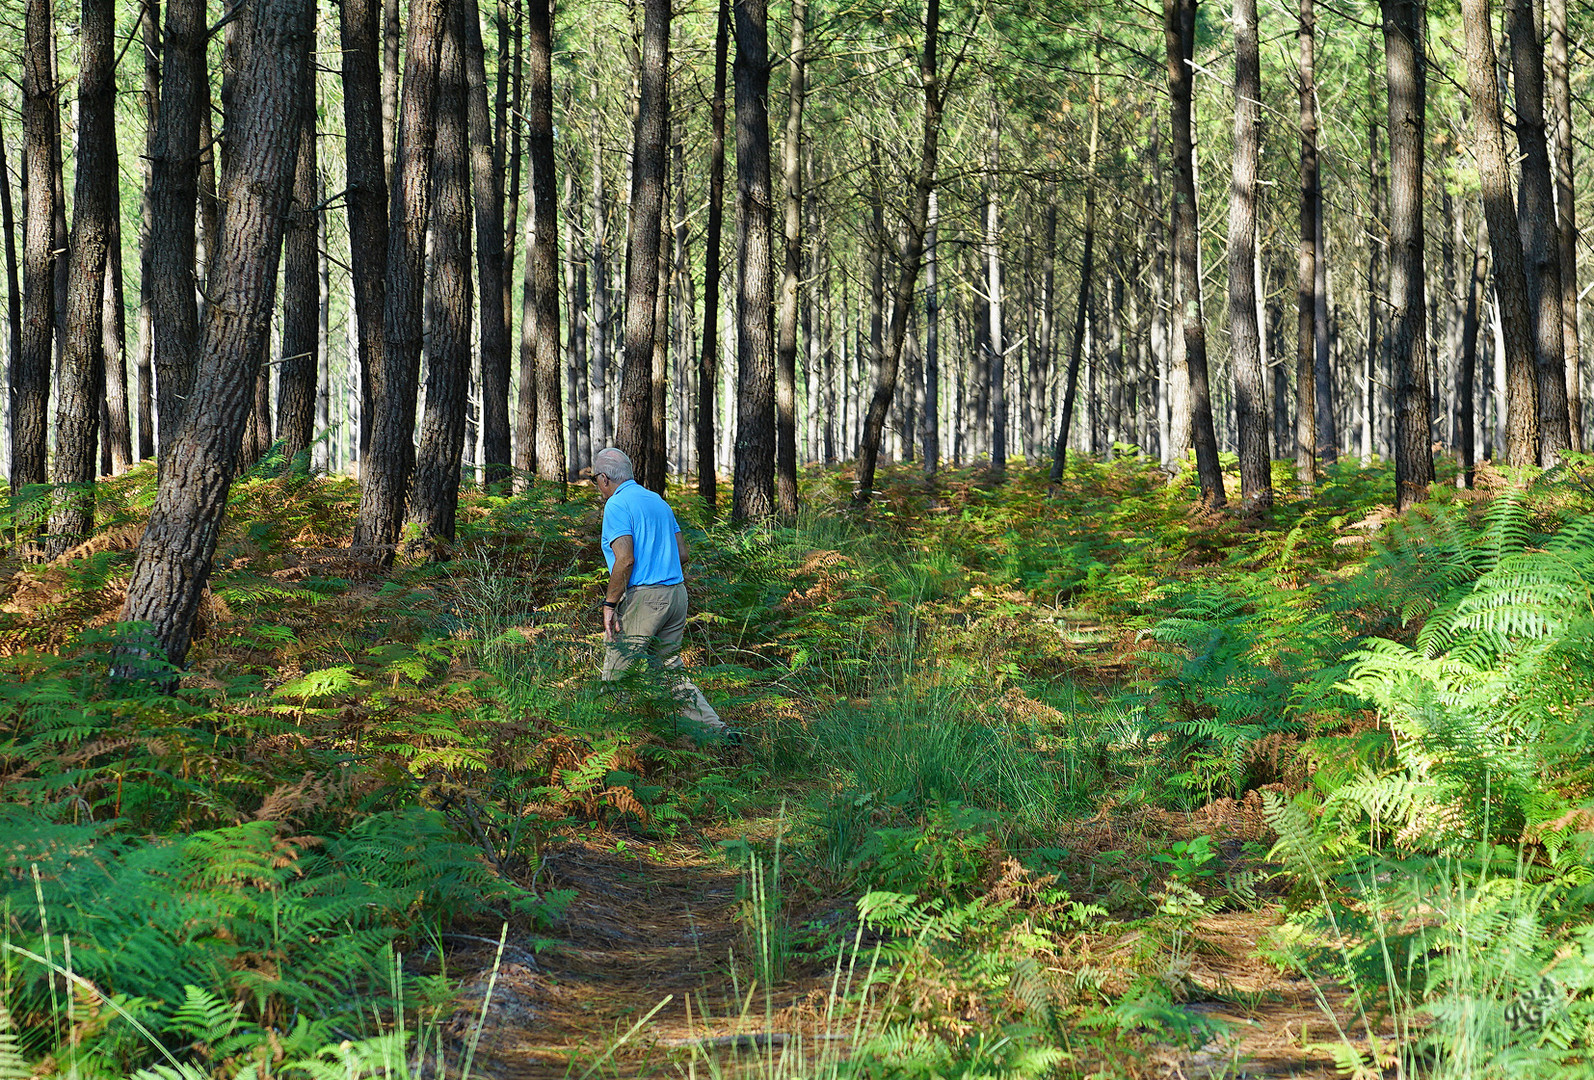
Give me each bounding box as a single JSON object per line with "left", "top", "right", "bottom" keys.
{"left": 463, "top": 0, "right": 511, "bottom": 487}
{"left": 1294, "top": 0, "right": 1317, "bottom": 487}
{"left": 732, "top": 0, "right": 775, "bottom": 519}
{"left": 0, "top": 123, "right": 20, "bottom": 475}
{"left": 1166, "top": 0, "right": 1224, "bottom": 505}
{"left": 586, "top": 63, "right": 608, "bottom": 459}
{"left": 118, "top": 0, "right": 312, "bottom": 669}
{"left": 383, "top": 0, "right": 400, "bottom": 172}
{"left": 1229, "top": 0, "right": 1271, "bottom": 510}
{"left": 149, "top": 0, "right": 204, "bottom": 463}
{"left": 103, "top": 161, "right": 132, "bottom": 474}
{"left": 774, "top": 0, "right": 807, "bottom": 515}
{"left": 1462, "top": 0, "right": 1538, "bottom": 466}
{"left": 47, "top": 0, "right": 115, "bottom": 555}
{"left": 1459, "top": 221, "right": 1486, "bottom": 485}
{"left": 354, "top": 0, "right": 448, "bottom": 559}
{"left": 1509, "top": 0, "right": 1570, "bottom": 464}
{"left": 922, "top": 187, "right": 940, "bottom": 477}
{"left": 14, "top": 0, "right": 57, "bottom": 494}
{"left": 339, "top": 0, "right": 388, "bottom": 465}
{"left": 1382, "top": 0, "right": 1434, "bottom": 510}
{"left": 648, "top": 133, "right": 670, "bottom": 494}
{"left": 853, "top": 0, "right": 940, "bottom": 502}
{"left": 135, "top": 0, "right": 159, "bottom": 461}
{"left": 697, "top": 0, "right": 729, "bottom": 507}
{"left": 1549, "top": 0, "right": 1579, "bottom": 448}
{"left": 407, "top": 2, "right": 472, "bottom": 544}
{"left": 527, "top": 0, "right": 565, "bottom": 491}
{"left": 616, "top": 0, "right": 670, "bottom": 479}
{"left": 1052, "top": 89, "right": 1096, "bottom": 481}
{"left": 279, "top": 43, "right": 319, "bottom": 468}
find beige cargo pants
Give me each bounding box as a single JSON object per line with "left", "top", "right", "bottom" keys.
{"left": 601, "top": 583, "right": 722, "bottom": 728}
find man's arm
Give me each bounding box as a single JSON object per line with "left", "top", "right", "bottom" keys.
{"left": 603, "top": 535, "right": 634, "bottom": 641}
{"left": 676, "top": 531, "right": 689, "bottom": 575}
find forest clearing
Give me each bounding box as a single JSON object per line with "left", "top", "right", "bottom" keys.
{"left": 4, "top": 455, "right": 1594, "bottom": 1078}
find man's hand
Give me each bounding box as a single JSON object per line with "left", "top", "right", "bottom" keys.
{"left": 603, "top": 604, "right": 621, "bottom": 641}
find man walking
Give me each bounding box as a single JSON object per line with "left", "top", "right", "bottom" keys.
{"left": 592, "top": 447, "right": 727, "bottom": 738}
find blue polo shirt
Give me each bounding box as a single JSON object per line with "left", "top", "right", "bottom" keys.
{"left": 601, "top": 480, "right": 684, "bottom": 586}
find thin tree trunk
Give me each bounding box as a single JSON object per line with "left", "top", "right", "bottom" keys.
{"left": 697, "top": 0, "right": 729, "bottom": 506}
{"left": 135, "top": 0, "right": 159, "bottom": 461}
{"left": 648, "top": 128, "right": 670, "bottom": 493}
{"left": 1167, "top": 0, "right": 1224, "bottom": 505}
{"left": 587, "top": 63, "right": 608, "bottom": 458}
{"left": 407, "top": 1, "right": 472, "bottom": 545}
{"left": 1462, "top": 0, "right": 1539, "bottom": 466}
{"left": 103, "top": 164, "right": 131, "bottom": 474}
{"left": 985, "top": 93, "right": 1006, "bottom": 478}
{"left": 279, "top": 41, "right": 319, "bottom": 468}
{"left": 732, "top": 0, "right": 775, "bottom": 519}
{"left": 463, "top": 0, "right": 510, "bottom": 487}
{"left": 1294, "top": 0, "right": 1318, "bottom": 488}
{"left": 616, "top": 0, "right": 669, "bottom": 479}
{"left": 853, "top": 0, "right": 940, "bottom": 502}
{"left": 1459, "top": 220, "right": 1486, "bottom": 485}
{"left": 923, "top": 187, "right": 940, "bottom": 478}
{"left": 13, "top": 0, "right": 57, "bottom": 495}
{"left": 773, "top": 0, "right": 806, "bottom": 515}
{"left": 1509, "top": 0, "right": 1570, "bottom": 464}
{"left": 526, "top": 0, "right": 565, "bottom": 491}
{"left": 340, "top": 0, "right": 387, "bottom": 467}
{"left": 354, "top": 0, "right": 448, "bottom": 559}
{"left": 1229, "top": 0, "right": 1270, "bottom": 510}
{"left": 47, "top": 0, "right": 115, "bottom": 555}
{"left": 382, "top": 0, "right": 400, "bottom": 173}
{"left": 1382, "top": 0, "right": 1434, "bottom": 510}
{"left": 119, "top": 0, "right": 312, "bottom": 668}
{"left": 1549, "top": 0, "right": 1579, "bottom": 448}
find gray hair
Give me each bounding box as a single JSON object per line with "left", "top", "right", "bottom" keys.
{"left": 593, "top": 447, "right": 635, "bottom": 482}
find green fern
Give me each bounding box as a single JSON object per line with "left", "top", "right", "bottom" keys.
{"left": 0, "top": 1006, "right": 28, "bottom": 1080}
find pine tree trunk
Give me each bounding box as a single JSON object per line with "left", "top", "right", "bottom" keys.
{"left": 407, "top": 2, "right": 472, "bottom": 545}
{"left": 1459, "top": 221, "right": 1486, "bottom": 485}
{"left": 587, "top": 63, "right": 609, "bottom": 459}
{"left": 13, "top": 0, "right": 57, "bottom": 494}
{"left": 339, "top": 0, "right": 387, "bottom": 468}
{"left": 697, "top": 0, "right": 728, "bottom": 506}
{"left": 527, "top": 0, "right": 565, "bottom": 491}
{"left": 1548, "top": 0, "right": 1579, "bottom": 447}
{"left": 463, "top": 0, "right": 511, "bottom": 487}
{"left": 853, "top": 0, "right": 940, "bottom": 502}
{"left": 0, "top": 123, "right": 20, "bottom": 479}
{"left": 1051, "top": 91, "right": 1093, "bottom": 483}
{"left": 774, "top": 0, "right": 806, "bottom": 515}
{"left": 1509, "top": 0, "right": 1570, "bottom": 464}
{"left": 1294, "top": 0, "right": 1318, "bottom": 488}
{"left": 103, "top": 173, "right": 132, "bottom": 474}
{"left": 134, "top": 0, "right": 158, "bottom": 461}
{"left": 119, "top": 0, "right": 312, "bottom": 668}
{"left": 278, "top": 44, "right": 319, "bottom": 468}
{"left": 354, "top": 0, "right": 447, "bottom": 560}
{"left": 732, "top": 0, "right": 776, "bottom": 519}
{"left": 47, "top": 0, "right": 115, "bottom": 555}
{"left": 1166, "top": 0, "right": 1224, "bottom": 505}
{"left": 648, "top": 139, "right": 670, "bottom": 493}
{"left": 985, "top": 95, "right": 1006, "bottom": 478}
{"left": 922, "top": 187, "right": 940, "bottom": 477}
{"left": 616, "top": 0, "right": 669, "bottom": 478}
{"left": 1229, "top": 0, "right": 1271, "bottom": 510}
{"left": 1462, "top": 0, "right": 1539, "bottom": 466}
{"left": 1382, "top": 0, "right": 1434, "bottom": 510}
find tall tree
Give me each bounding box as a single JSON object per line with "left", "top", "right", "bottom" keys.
{"left": 134, "top": 0, "right": 159, "bottom": 461}
{"left": 1462, "top": 0, "right": 1538, "bottom": 466}
{"left": 922, "top": 186, "right": 940, "bottom": 477}
{"left": 526, "top": 0, "right": 565, "bottom": 491}
{"left": 1228, "top": 0, "right": 1271, "bottom": 510}
{"left": 773, "top": 0, "right": 807, "bottom": 515}
{"left": 13, "top": 0, "right": 57, "bottom": 495}
{"left": 149, "top": 0, "right": 205, "bottom": 462}
{"left": 354, "top": 0, "right": 448, "bottom": 560}
{"left": 615, "top": 0, "right": 670, "bottom": 480}
{"left": 118, "top": 0, "right": 312, "bottom": 668}
{"left": 852, "top": 0, "right": 942, "bottom": 501}
{"left": 1508, "top": 0, "right": 1570, "bottom": 464}
{"left": 407, "top": 2, "right": 472, "bottom": 543}
{"left": 339, "top": 0, "right": 388, "bottom": 466}
{"left": 732, "top": 0, "right": 775, "bottom": 520}
{"left": 1166, "top": 0, "right": 1224, "bottom": 505}
{"left": 1382, "top": 0, "right": 1433, "bottom": 510}
{"left": 463, "top": 0, "right": 511, "bottom": 487}
{"left": 985, "top": 93, "right": 1006, "bottom": 478}
{"left": 1051, "top": 79, "right": 1097, "bottom": 481}
{"left": 1294, "top": 0, "right": 1317, "bottom": 488}
{"left": 698, "top": 0, "right": 730, "bottom": 507}
{"left": 278, "top": 39, "right": 320, "bottom": 468}
{"left": 47, "top": 0, "right": 115, "bottom": 555}
{"left": 1548, "top": 0, "right": 1579, "bottom": 448}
